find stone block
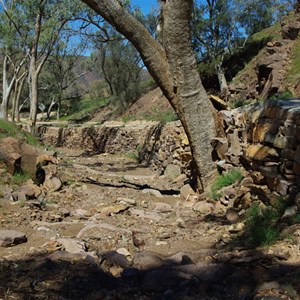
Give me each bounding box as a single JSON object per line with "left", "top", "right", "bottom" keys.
{"left": 252, "top": 122, "right": 273, "bottom": 143}
{"left": 293, "top": 162, "right": 300, "bottom": 176}
{"left": 281, "top": 148, "right": 296, "bottom": 160}
{"left": 245, "top": 144, "right": 278, "bottom": 161}
{"left": 259, "top": 165, "right": 278, "bottom": 178}
{"left": 273, "top": 134, "right": 288, "bottom": 149}
{"left": 227, "top": 130, "right": 242, "bottom": 157}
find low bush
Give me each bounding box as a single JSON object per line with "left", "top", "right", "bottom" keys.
{"left": 244, "top": 203, "right": 280, "bottom": 247}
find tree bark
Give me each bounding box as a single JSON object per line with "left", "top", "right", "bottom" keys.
{"left": 1, "top": 55, "right": 16, "bottom": 119}
{"left": 216, "top": 63, "right": 229, "bottom": 98}
{"left": 81, "top": 0, "right": 216, "bottom": 191}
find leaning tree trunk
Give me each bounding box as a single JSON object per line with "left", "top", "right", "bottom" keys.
{"left": 161, "top": 0, "right": 216, "bottom": 190}
{"left": 81, "top": 0, "right": 216, "bottom": 191}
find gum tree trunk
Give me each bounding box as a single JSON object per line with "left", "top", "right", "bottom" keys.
{"left": 81, "top": 0, "right": 216, "bottom": 191}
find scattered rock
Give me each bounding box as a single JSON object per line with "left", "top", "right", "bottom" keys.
{"left": 180, "top": 184, "right": 198, "bottom": 202}
{"left": 192, "top": 201, "right": 214, "bottom": 214}
{"left": 56, "top": 238, "right": 87, "bottom": 253}
{"left": 100, "top": 203, "right": 130, "bottom": 215}
{"left": 47, "top": 251, "right": 96, "bottom": 264}
{"left": 164, "top": 164, "right": 181, "bottom": 181}
{"left": 142, "top": 188, "right": 163, "bottom": 198}
{"left": 133, "top": 251, "right": 167, "bottom": 270}
{"left": 281, "top": 206, "right": 298, "bottom": 219}
{"left": 0, "top": 230, "right": 27, "bottom": 247}
{"left": 71, "top": 209, "right": 91, "bottom": 219}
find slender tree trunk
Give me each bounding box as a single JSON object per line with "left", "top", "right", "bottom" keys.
{"left": 216, "top": 63, "right": 229, "bottom": 98}
{"left": 29, "top": 59, "right": 39, "bottom": 130}
{"left": 81, "top": 0, "right": 216, "bottom": 191}
{"left": 1, "top": 56, "right": 15, "bottom": 119}
{"left": 15, "top": 75, "right": 26, "bottom": 122}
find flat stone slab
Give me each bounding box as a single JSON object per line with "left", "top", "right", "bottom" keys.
{"left": 0, "top": 230, "right": 27, "bottom": 247}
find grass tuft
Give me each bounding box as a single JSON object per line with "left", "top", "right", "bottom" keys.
{"left": 210, "top": 168, "right": 243, "bottom": 200}
{"left": 0, "top": 119, "right": 39, "bottom": 146}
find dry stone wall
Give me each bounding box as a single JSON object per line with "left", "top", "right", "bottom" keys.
{"left": 214, "top": 99, "right": 300, "bottom": 198}
{"left": 38, "top": 99, "right": 300, "bottom": 197}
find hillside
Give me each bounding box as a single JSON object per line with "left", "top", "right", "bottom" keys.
{"left": 86, "top": 12, "right": 300, "bottom": 124}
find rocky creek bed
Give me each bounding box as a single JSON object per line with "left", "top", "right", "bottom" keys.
{"left": 0, "top": 148, "right": 300, "bottom": 299}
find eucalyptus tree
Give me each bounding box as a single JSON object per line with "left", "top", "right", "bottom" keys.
{"left": 0, "top": 0, "right": 84, "bottom": 129}
{"left": 81, "top": 0, "right": 216, "bottom": 191}
{"left": 0, "top": 1, "right": 28, "bottom": 119}
{"left": 40, "top": 33, "right": 91, "bottom": 120}
{"left": 93, "top": 25, "right": 143, "bottom": 110}
{"left": 192, "top": 0, "right": 295, "bottom": 96}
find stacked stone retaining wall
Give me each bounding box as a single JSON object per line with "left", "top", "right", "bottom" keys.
{"left": 38, "top": 99, "right": 300, "bottom": 195}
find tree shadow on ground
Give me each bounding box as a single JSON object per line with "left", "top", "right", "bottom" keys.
{"left": 0, "top": 245, "right": 299, "bottom": 300}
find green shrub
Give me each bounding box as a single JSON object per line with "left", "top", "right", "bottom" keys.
{"left": 210, "top": 168, "right": 243, "bottom": 200}
{"left": 244, "top": 203, "right": 279, "bottom": 247}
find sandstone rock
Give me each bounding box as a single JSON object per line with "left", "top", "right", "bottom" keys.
{"left": 77, "top": 223, "right": 130, "bottom": 239}
{"left": 47, "top": 251, "right": 96, "bottom": 264}
{"left": 142, "top": 188, "right": 163, "bottom": 198}
{"left": 211, "top": 137, "right": 228, "bottom": 160}
{"left": 153, "top": 202, "right": 173, "bottom": 213}
{"left": 245, "top": 144, "right": 278, "bottom": 161}
{"left": 228, "top": 222, "right": 245, "bottom": 233}
{"left": 56, "top": 238, "right": 87, "bottom": 253}
{"left": 59, "top": 208, "right": 70, "bottom": 217}
{"left": 129, "top": 208, "right": 162, "bottom": 221}
{"left": 180, "top": 184, "right": 198, "bottom": 202}
{"left": 0, "top": 137, "right": 22, "bottom": 174}
{"left": 101, "top": 251, "right": 131, "bottom": 268}
{"left": 116, "top": 197, "right": 137, "bottom": 206}
{"left": 209, "top": 94, "right": 228, "bottom": 110}
{"left": 258, "top": 165, "right": 278, "bottom": 178}
{"left": 43, "top": 175, "right": 62, "bottom": 192}
{"left": 252, "top": 122, "right": 273, "bottom": 143}
{"left": 11, "top": 191, "right": 27, "bottom": 202}
{"left": 281, "top": 206, "right": 298, "bottom": 219}
{"left": 226, "top": 208, "right": 239, "bottom": 223}
{"left": 164, "top": 164, "right": 181, "bottom": 180}
{"left": 192, "top": 201, "right": 214, "bottom": 215}
{"left": 0, "top": 230, "right": 27, "bottom": 247}
{"left": 227, "top": 130, "right": 242, "bottom": 157}
{"left": 256, "top": 281, "right": 280, "bottom": 292}
{"left": 20, "top": 142, "right": 43, "bottom": 175}
{"left": 100, "top": 204, "right": 130, "bottom": 215}
{"left": 18, "top": 183, "right": 42, "bottom": 199}
{"left": 133, "top": 251, "right": 166, "bottom": 270}
{"left": 116, "top": 248, "right": 132, "bottom": 258}
{"left": 281, "top": 20, "right": 300, "bottom": 40}
{"left": 71, "top": 208, "right": 91, "bottom": 219}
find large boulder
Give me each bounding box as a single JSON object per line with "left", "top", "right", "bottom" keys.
{"left": 0, "top": 137, "right": 57, "bottom": 182}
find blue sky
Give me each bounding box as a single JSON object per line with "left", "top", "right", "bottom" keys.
{"left": 131, "top": 0, "right": 158, "bottom": 14}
